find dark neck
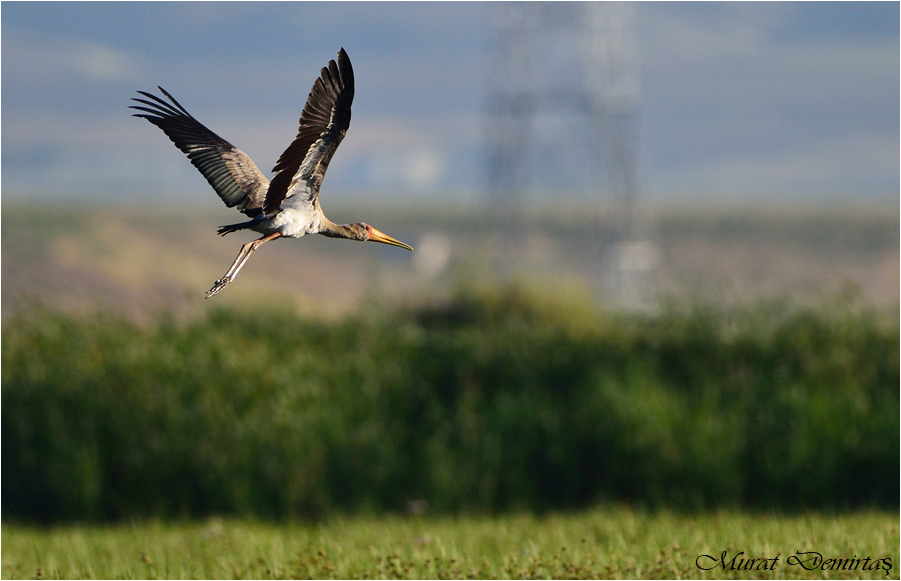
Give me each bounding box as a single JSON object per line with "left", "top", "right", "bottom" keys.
{"left": 319, "top": 218, "right": 365, "bottom": 241}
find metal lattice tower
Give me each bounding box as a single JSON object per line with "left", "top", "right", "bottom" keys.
{"left": 484, "top": 2, "right": 656, "bottom": 305}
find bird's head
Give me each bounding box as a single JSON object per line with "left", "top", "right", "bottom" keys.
{"left": 359, "top": 223, "right": 413, "bottom": 251}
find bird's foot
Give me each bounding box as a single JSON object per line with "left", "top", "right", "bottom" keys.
{"left": 205, "top": 277, "right": 231, "bottom": 299}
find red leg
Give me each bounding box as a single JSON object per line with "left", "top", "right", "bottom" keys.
{"left": 205, "top": 232, "right": 282, "bottom": 298}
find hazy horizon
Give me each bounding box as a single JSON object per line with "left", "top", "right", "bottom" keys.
{"left": 3, "top": 2, "right": 898, "bottom": 207}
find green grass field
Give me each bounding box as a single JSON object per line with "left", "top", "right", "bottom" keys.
{"left": 3, "top": 204, "right": 898, "bottom": 579}
{"left": 3, "top": 509, "right": 897, "bottom": 579}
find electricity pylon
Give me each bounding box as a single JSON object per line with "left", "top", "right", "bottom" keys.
{"left": 484, "top": 2, "right": 656, "bottom": 306}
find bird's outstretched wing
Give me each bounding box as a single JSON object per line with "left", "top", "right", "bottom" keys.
{"left": 264, "top": 48, "right": 354, "bottom": 217}
{"left": 131, "top": 88, "right": 269, "bottom": 215}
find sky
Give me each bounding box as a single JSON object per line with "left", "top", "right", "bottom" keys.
{"left": 2, "top": 1, "right": 898, "bottom": 207}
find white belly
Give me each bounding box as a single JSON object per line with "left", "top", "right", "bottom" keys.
{"left": 255, "top": 206, "right": 322, "bottom": 239}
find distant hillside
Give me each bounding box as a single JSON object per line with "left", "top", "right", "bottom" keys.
{"left": 2, "top": 201, "right": 897, "bottom": 319}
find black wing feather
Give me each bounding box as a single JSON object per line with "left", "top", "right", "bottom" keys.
{"left": 263, "top": 48, "right": 354, "bottom": 216}
{"left": 130, "top": 87, "right": 268, "bottom": 214}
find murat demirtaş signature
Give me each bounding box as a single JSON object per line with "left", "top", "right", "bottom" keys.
{"left": 696, "top": 550, "right": 893, "bottom": 577}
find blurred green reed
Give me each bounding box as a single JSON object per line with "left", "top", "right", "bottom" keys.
{"left": 2, "top": 286, "right": 897, "bottom": 522}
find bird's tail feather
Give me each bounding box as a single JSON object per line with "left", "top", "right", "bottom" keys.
{"left": 217, "top": 220, "right": 257, "bottom": 236}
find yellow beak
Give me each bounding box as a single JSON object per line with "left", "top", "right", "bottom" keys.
{"left": 369, "top": 227, "right": 413, "bottom": 251}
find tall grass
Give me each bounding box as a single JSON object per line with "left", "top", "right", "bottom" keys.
{"left": 4, "top": 510, "right": 898, "bottom": 579}
{"left": 3, "top": 287, "right": 898, "bottom": 522}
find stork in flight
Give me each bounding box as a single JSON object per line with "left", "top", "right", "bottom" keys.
{"left": 130, "top": 48, "right": 413, "bottom": 298}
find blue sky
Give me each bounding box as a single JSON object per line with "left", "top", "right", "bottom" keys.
{"left": 2, "top": 2, "right": 898, "bottom": 206}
